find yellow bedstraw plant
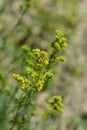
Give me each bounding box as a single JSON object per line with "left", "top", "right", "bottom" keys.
{"left": 11, "top": 30, "right": 68, "bottom": 130}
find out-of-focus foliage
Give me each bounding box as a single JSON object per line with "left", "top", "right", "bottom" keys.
{"left": 0, "top": 0, "right": 87, "bottom": 130}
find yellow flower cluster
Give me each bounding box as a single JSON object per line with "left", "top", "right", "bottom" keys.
{"left": 25, "top": 67, "right": 37, "bottom": 79}
{"left": 21, "top": 45, "right": 30, "bottom": 54}
{"left": 50, "top": 30, "right": 68, "bottom": 63}
{"left": 35, "top": 71, "right": 54, "bottom": 92}
{"left": 32, "top": 49, "right": 49, "bottom": 71}
{"left": 47, "top": 95, "right": 64, "bottom": 113}
{"left": 55, "top": 30, "right": 67, "bottom": 51}
{"left": 56, "top": 55, "right": 66, "bottom": 62}
{"left": 13, "top": 74, "right": 31, "bottom": 91}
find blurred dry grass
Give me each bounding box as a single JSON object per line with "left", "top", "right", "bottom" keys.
{"left": 0, "top": 0, "right": 87, "bottom": 130}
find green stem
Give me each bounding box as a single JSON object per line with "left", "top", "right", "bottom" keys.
{"left": 10, "top": 106, "right": 20, "bottom": 130}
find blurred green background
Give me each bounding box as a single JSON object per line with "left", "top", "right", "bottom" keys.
{"left": 0, "top": 0, "right": 87, "bottom": 130}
